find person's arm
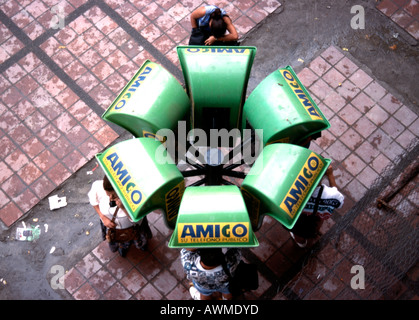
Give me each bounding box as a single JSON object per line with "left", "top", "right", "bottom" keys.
{"left": 93, "top": 205, "right": 116, "bottom": 229}
{"left": 190, "top": 7, "right": 206, "bottom": 29}
{"left": 325, "top": 164, "right": 337, "bottom": 188}
{"left": 204, "top": 16, "right": 238, "bottom": 45}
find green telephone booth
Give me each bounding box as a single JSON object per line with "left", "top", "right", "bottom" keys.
{"left": 169, "top": 185, "right": 259, "bottom": 248}
{"left": 242, "top": 66, "right": 330, "bottom": 147}
{"left": 102, "top": 60, "right": 190, "bottom": 140}
{"left": 241, "top": 143, "right": 330, "bottom": 230}
{"left": 177, "top": 46, "right": 256, "bottom": 144}
{"left": 96, "top": 137, "right": 185, "bottom": 229}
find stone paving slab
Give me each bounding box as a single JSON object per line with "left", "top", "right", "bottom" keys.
{"left": 376, "top": 0, "right": 419, "bottom": 41}
{"left": 61, "top": 45, "right": 418, "bottom": 300}
{"left": 0, "top": 0, "right": 283, "bottom": 228}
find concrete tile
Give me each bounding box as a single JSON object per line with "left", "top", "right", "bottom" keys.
{"left": 394, "top": 104, "right": 418, "bottom": 126}
{"left": 406, "top": 20, "right": 419, "bottom": 39}
{"left": 322, "top": 68, "right": 346, "bottom": 89}
{"left": 152, "top": 269, "right": 178, "bottom": 295}
{"left": 5, "top": 149, "right": 29, "bottom": 172}
{"left": 46, "top": 162, "right": 72, "bottom": 186}
{"left": 364, "top": 80, "right": 387, "bottom": 102}
{"left": 336, "top": 79, "right": 360, "bottom": 102}
{"left": 366, "top": 104, "right": 390, "bottom": 126}
{"left": 340, "top": 128, "right": 363, "bottom": 150}
{"left": 49, "top": 136, "right": 74, "bottom": 160}
{"left": 308, "top": 78, "right": 334, "bottom": 101}
{"left": 120, "top": 268, "right": 148, "bottom": 294}
{"left": 309, "top": 56, "right": 332, "bottom": 76}
{"left": 0, "top": 202, "right": 23, "bottom": 227}
{"left": 318, "top": 273, "right": 346, "bottom": 299}
{"left": 134, "top": 282, "right": 163, "bottom": 300}
{"left": 358, "top": 165, "right": 380, "bottom": 188}
{"left": 89, "top": 268, "right": 117, "bottom": 294}
{"left": 353, "top": 116, "right": 377, "bottom": 139}
{"left": 320, "top": 45, "right": 344, "bottom": 66}
{"left": 355, "top": 140, "right": 381, "bottom": 164}
{"left": 343, "top": 153, "right": 367, "bottom": 177}
{"left": 106, "top": 255, "right": 135, "bottom": 280}
{"left": 381, "top": 116, "right": 405, "bottom": 138}
{"left": 326, "top": 140, "right": 351, "bottom": 162}
{"left": 33, "top": 149, "right": 58, "bottom": 173}
{"left": 377, "top": 0, "right": 400, "bottom": 17}
{"left": 338, "top": 103, "right": 362, "bottom": 125}
{"left": 297, "top": 67, "right": 319, "bottom": 87}
{"left": 371, "top": 153, "right": 392, "bottom": 173}
{"left": 329, "top": 115, "right": 349, "bottom": 137}
{"left": 166, "top": 283, "right": 191, "bottom": 300}
{"left": 63, "top": 267, "right": 86, "bottom": 295}
{"left": 62, "top": 149, "right": 88, "bottom": 173}
{"left": 75, "top": 253, "right": 102, "bottom": 279}
{"left": 73, "top": 282, "right": 101, "bottom": 300}
{"left": 22, "top": 137, "right": 45, "bottom": 159}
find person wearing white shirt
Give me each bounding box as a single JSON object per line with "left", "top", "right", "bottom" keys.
{"left": 88, "top": 176, "right": 151, "bottom": 256}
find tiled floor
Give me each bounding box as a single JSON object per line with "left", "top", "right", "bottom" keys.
{"left": 62, "top": 45, "right": 419, "bottom": 300}
{"left": 376, "top": 0, "right": 419, "bottom": 40}
{"left": 0, "top": 0, "right": 283, "bottom": 227}
{"left": 1, "top": 0, "right": 418, "bottom": 301}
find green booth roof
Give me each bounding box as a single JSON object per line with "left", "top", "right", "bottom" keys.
{"left": 96, "top": 137, "right": 185, "bottom": 229}
{"left": 169, "top": 185, "right": 259, "bottom": 248}
{"left": 242, "top": 65, "right": 330, "bottom": 147}
{"left": 102, "top": 60, "right": 190, "bottom": 140}
{"left": 177, "top": 46, "right": 256, "bottom": 140}
{"left": 241, "top": 143, "right": 330, "bottom": 230}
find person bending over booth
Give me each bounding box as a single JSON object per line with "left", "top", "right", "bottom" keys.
{"left": 181, "top": 248, "right": 241, "bottom": 300}
{"left": 189, "top": 5, "right": 239, "bottom": 46}
{"left": 288, "top": 164, "right": 344, "bottom": 248}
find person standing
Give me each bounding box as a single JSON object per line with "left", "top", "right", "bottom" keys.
{"left": 189, "top": 5, "right": 239, "bottom": 46}
{"left": 181, "top": 248, "right": 241, "bottom": 300}
{"left": 88, "top": 176, "right": 151, "bottom": 257}
{"left": 289, "top": 164, "right": 345, "bottom": 248}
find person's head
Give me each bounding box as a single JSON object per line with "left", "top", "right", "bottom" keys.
{"left": 103, "top": 175, "right": 119, "bottom": 203}
{"left": 199, "top": 248, "right": 225, "bottom": 267}
{"left": 209, "top": 9, "right": 226, "bottom": 38}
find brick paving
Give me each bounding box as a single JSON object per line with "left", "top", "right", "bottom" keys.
{"left": 376, "top": 0, "right": 419, "bottom": 40}
{"left": 63, "top": 45, "right": 418, "bottom": 300}
{"left": 1, "top": 0, "right": 418, "bottom": 301}
{"left": 0, "top": 0, "right": 282, "bottom": 227}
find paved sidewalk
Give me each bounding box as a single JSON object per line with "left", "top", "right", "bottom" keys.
{"left": 376, "top": 0, "right": 419, "bottom": 41}
{"left": 0, "top": 0, "right": 282, "bottom": 227}
{"left": 1, "top": 0, "right": 418, "bottom": 301}
{"left": 63, "top": 45, "right": 418, "bottom": 300}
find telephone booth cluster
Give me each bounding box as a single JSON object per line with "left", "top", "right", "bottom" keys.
{"left": 96, "top": 46, "right": 331, "bottom": 249}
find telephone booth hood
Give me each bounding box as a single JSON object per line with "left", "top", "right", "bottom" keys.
{"left": 241, "top": 143, "right": 330, "bottom": 230}
{"left": 102, "top": 60, "right": 190, "bottom": 140}
{"left": 242, "top": 66, "right": 330, "bottom": 147}
{"left": 96, "top": 138, "right": 185, "bottom": 229}
{"left": 169, "top": 185, "right": 259, "bottom": 248}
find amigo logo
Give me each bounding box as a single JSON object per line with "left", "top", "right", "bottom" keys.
{"left": 280, "top": 69, "right": 324, "bottom": 121}
{"left": 280, "top": 153, "right": 324, "bottom": 218}
{"left": 165, "top": 181, "right": 185, "bottom": 222}
{"left": 111, "top": 65, "right": 154, "bottom": 111}
{"left": 178, "top": 222, "right": 249, "bottom": 244}
{"left": 104, "top": 150, "right": 144, "bottom": 212}
{"left": 185, "top": 48, "right": 251, "bottom": 54}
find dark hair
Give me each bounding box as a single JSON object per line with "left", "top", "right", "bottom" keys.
{"left": 103, "top": 175, "right": 114, "bottom": 192}
{"left": 199, "top": 248, "right": 225, "bottom": 267}
{"left": 210, "top": 8, "right": 227, "bottom": 38}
